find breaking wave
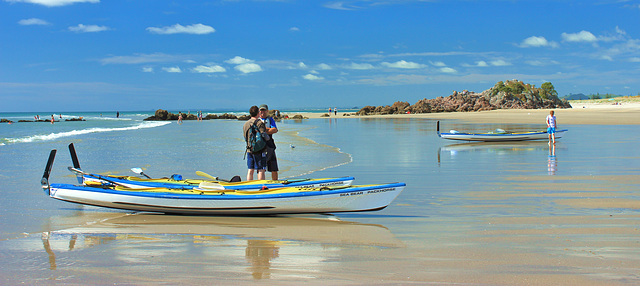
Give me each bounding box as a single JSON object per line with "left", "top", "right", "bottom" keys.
{"left": 3, "top": 121, "right": 171, "bottom": 144}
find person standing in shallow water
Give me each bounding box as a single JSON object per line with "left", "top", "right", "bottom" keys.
{"left": 546, "top": 110, "right": 557, "bottom": 145}
{"left": 243, "top": 105, "right": 269, "bottom": 181}
{"left": 259, "top": 104, "right": 279, "bottom": 180}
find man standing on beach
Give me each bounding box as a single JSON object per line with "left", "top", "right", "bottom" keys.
{"left": 259, "top": 104, "right": 279, "bottom": 180}
{"left": 243, "top": 106, "right": 268, "bottom": 181}
{"left": 546, "top": 110, "right": 557, "bottom": 145}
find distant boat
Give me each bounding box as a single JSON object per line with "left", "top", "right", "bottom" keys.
{"left": 436, "top": 121, "right": 567, "bottom": 142}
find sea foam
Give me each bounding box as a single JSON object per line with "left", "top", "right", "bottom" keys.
{"left": 5, "top": 121, "right": 171, "bottom": 144}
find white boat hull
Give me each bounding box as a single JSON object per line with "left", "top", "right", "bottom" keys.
{"left": 47, "top": 183, "right": 405, "bottom": 215}
{"left": 439, "top": 129, "right": 567, "bottom": 142}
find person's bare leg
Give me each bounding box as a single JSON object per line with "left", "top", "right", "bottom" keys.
{"left": 271, "top": 171, "right": 278, "bottom": 180}
{"left": 257, "top": 170, "right": 266, "bottom": 180}
{"left": 247, "top": 169, "right": 255, "bottom": 181}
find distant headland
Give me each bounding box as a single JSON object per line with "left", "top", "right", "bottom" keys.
{"left": 357, "top": 80, "right": 571, "bottom": 115}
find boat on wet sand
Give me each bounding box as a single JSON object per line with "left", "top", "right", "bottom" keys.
{"left": 437, "top": 121, "right": 567, "bottom": 142}
{"left": 41, "top": 149, "right": 405, "bottom": 215}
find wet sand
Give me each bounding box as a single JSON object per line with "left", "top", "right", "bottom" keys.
{"left": 282, "top": 101, "right": 640, "bottom": 285}
{"left": 2, "top": 102, "right": 639, "bottom": 285}
{"left": 295, "top": 101, "right": 640, "bottom": 125}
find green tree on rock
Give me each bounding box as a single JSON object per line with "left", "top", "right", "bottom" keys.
{"left": 540, "top": 82, "right": 558, "bottom": 99}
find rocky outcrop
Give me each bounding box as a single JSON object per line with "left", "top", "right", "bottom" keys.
{"left": 357, "top": 80, "right": 572, "bottom": 115}
{"left": 144, "top": 109, "right": 239, "bottom": 121}
{"left": 1, "top": 119, "right": 13, "bottom": 123}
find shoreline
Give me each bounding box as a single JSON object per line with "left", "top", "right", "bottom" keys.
{"left": 294, "top": 102, "right": 640, "bottom": 125}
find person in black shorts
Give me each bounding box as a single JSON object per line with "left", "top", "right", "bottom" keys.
{"left": 259, "top": 104, "right": 279, "bottom": 180}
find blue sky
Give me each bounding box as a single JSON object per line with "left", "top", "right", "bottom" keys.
{"left": 1, "top": 0, "right": 639, "bottom": 112}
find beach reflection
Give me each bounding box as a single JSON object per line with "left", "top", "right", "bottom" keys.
{"left": 246, "top": 239, "right": 279, "bottom": 279}
{"left": 35, "top": 213, "right": 402, "bottom": 279}
{"left": 439, "top": 141, "right": 550, "bottom": 156}
{"left": 548, "top": 144, "right": 557, "bottom": 175}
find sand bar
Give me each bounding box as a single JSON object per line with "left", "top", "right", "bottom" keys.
{"left": 295, "top": 101, "right": 640, "bottom": 125}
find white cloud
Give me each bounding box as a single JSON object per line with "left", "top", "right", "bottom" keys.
{"left": 345, "top": 62, "right": 375, "bottom": 70}
{"left": 192, "top": 65, "right": 226, "bottom": 73}
{"left": 317, "top": 63, "right": 332, "bottom": 70}
{"left": 235, "top": 63, "right": 263, "bottom": 74}
{"left": 142, "top": 67, "right": 153, "bottom": 73}
{"left": 100, "top": 53, "right": 186, "bottom": 65}
{"left": 382, "top": 60, "right": 425, "bottom": 69}
{"left": 562, "top": 30, "right": 597, "bottom": 43}
{"left": 289, "top": 27, "right": 300, "bottom": 32}
{"left": 298, "top": 62, "right": 307, "bottom": 68}
{"left": 68, "top": 24, "right": 109, "bottom": 33}
{"left": 475, "top": 61, "right": 489, "bottom": 67}
{"left": 430, "top": 61, "right": 446, "bottom": 67}
{"left": 490, "top": 59, "right": 511, "bottom": 66}
{"left": 162, "top": 67, "right": 182, "bottom": 73}
{"left": 18, "top": 18, "right": 50, "bottom": 25}
{"left": 146, "top": 24, "right": 215, "bottom": 35}
{"left": 630, "top": 57, "right": 640, "bottom": 62}
{"left": 303, "top": 74, "right": 324, "bottom": 81}
{"left": 439, "top": 67, "right": 457, "bottom": 73}
{"left": 520, "top": 36, "right": 558, "bottom": 48}
{"left": 225, "top": 56, "right": 253, "bottom": 65}
{"left": 6, "top": 0, "right": 98, "bottom": 7}
{"left": 323, "top": 1, "right": 359, "bottom": 10}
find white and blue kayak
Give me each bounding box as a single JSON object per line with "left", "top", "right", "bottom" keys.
{"left": 80, "top": 173, "right": 356, "bottom": 191}
{"left": 66, "top": 143, "right": 354, "bottom": 191}
{"left": 437, "top": 121, "right": 567, "bottom": 142}
{"left": 41, "top": 149, "right": 405, "bottom": 215}
{"left": 44, "top": 182, "right": 406, "bottom": 215}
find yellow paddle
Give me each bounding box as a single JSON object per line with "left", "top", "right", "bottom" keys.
{"left": 195, "top": 170, "right": 218, "bottom": 180}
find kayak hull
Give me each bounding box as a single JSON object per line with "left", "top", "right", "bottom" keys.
{"left": 47, "top": 183, "right": 405, "bottom": 215}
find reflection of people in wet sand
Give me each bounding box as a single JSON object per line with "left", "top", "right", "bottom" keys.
{"left": 245, "top": 240, "right": 279, "bottom": 279}
{"left": 548, "top": 144, "right": 556, "bottom": 175}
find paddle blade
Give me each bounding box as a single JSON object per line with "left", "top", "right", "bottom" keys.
{"left": 131, "top": 167, "right": 151, "bottom": 179}
{"left": 68, "top": 143, "right": 81, "bottom": 169}
{"left": 41, "top": 149, "right": 56, "bottom": 189}
{"left": 198, "top": 182, "right": 225, "bottom": 190}
{"left": 195, "top": 171, "right": 218, "bottom": 180}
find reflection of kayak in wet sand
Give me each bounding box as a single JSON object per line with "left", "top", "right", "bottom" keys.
{"left": 45, "top": 213, "right": 404, "bottom": 248}
{"left": 439, "top": 141, "right": 551, "bottom": 153}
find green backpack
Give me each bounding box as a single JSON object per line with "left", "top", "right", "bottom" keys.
{"left": 247, "top": 120, "right": 267, "bottom": 154}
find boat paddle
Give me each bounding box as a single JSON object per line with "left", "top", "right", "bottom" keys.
{"left": 131, "top": 167, "right": 152, "bottom": 179}
{"left": 67, "top": 167, "right": 127, "bottom": 187}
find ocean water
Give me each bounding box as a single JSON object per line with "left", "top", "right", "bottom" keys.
{"left": 1, "top": 114, "right": 640, "bottom": 284}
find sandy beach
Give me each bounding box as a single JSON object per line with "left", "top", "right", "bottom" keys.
{"left": 297, "top": 100, "right": 640, "bottom": 125}
{"left": 2, "top": 105, "right": 639, "bottom": 285}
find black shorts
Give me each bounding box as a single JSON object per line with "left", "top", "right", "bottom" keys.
{"left": 265, "top": 147, "right": 279, "bottom": 172}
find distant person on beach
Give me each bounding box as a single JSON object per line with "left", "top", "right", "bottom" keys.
{"left": 178, "top": 113, "right": 183, "bottom": 124}
{"left": 243, "top": 105, "right": 268, "bottom": 181}
{"left": 546, "top": 110, "right": 557, "bottom": 145}
{"left": 259, "top": 104, "right": 279, "bottom": 180}
{"left": 328, "top": 107, "right": 332, "bottom": 115}
{"left": 50, "top": 115, "right": 54, "bottom": 124}
{"left": 117, "top": 111, "right": 119, "bottom": 118}
{"left": 334, "top": 107, "right": 337, "bottom": 116}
